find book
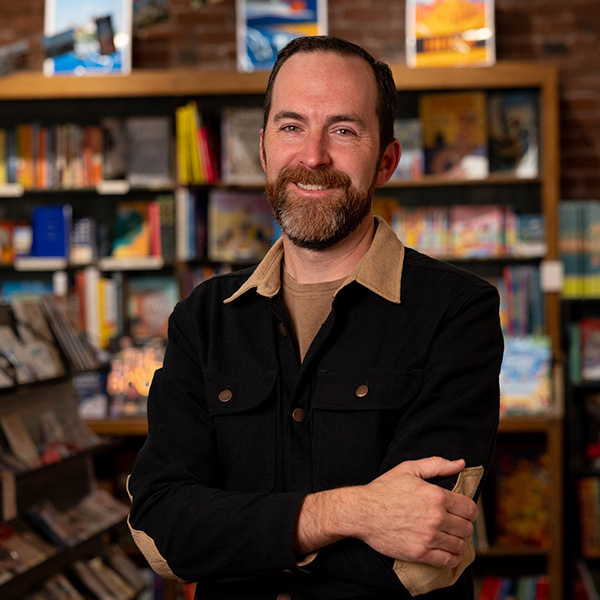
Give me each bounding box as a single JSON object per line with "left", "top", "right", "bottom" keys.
{"left": 220, "top": 106, "right": 265, "bottom": 185}
{"left": 111, "top": 201, "right": 151, "bottom": 258}
{"left": 582, "top": 200, "right": 600, "bottom": 298}
{"left": 30, "top": 204, "right": 72, "bottom": 258}
{"left": 488, "top": 90, "right": 539, "bottom": 178}
{"left": 26, "top": 499, "right": 81, "bottom": 548}
{"left": 70, "top": 217, "right": 97, "bottom": 264}
{"left": 0, "top": 412, "right": 41, "bottom": 469}
{"left": 577, "top": 476, "right": 600, "bottom": 559}
{"left": 102, "top": 117, "right": 129, "bottom": 181}
{"left": 406, "top": 0, "right": 495, "bottom": 68}
{"left": 208, "top": 190, "right": 273, "bottom": 262}
{"left": 493, "top": 450, "right": 551, "bottom": 548}
{"left": 580, "top": 318, "right": 600, "bottom": 381}
{"left": 43, "top": 0, "right": 133, "bottom": 76}
{"left": 449, "top": 204, "right": 505, "bottom": 257}
{"left": 514, "top": 214, "right": 546, "bottom": 257}
{"left": 420, "top": 91, "right": 488, "bottom": 179}
{"left": 125, "top": 115, "right": 173, "bottom": 187}
{"left": 126, "top": 274, "right": 179, "bottom": 339}
{"left": 499, "top": 335, "right": 552, "bottom": 416}
{"left": 391, "top": 119, "right": 424, "bottom": 180}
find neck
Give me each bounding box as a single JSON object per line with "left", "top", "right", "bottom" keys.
{"left": 282, "top": 215, "right": 375, "bottom": 284}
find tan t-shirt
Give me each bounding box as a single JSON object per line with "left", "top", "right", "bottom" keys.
{"left": 280, "top": 267, "right": 346, "bottom": 362}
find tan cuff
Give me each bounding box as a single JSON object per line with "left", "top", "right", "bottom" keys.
{"left": 392, "top": 466, "right": 484, "bottom": 597}
{"left": 296, "top": 550, "right": 319, "bottom": 570}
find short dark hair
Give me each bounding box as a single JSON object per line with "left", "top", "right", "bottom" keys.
{"left": 263, "top": 36, "right": 398, "bottom": 154}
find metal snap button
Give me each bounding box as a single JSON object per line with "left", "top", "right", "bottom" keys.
{"left": 292, "top": 408, "right": 306, "bottom": 422}
{"left": 218, "top": 389, "right": 233, "bottom": 403}
{"left": 355, "top": 384, "right": 369, "bottom": 398}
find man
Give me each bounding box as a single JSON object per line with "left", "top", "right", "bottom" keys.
{"left": 127, "top": 36, "right": 503, "bottom": 599}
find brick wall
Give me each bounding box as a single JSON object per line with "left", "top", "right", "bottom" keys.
{"left": 2, "top": 0, "right": 599, "bottom": 199}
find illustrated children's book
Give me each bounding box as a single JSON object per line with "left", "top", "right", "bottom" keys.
{"left": 420, "top": 91, "right": 488, "bottom": 179}
{"left": 488, "top": 90, "right": 539, "bottom": 178}
{"left": 406, "top": 0, "right": 495, "bottom": 68}
{"left": 43, "top": 0, "right": 132, "bottom": 76}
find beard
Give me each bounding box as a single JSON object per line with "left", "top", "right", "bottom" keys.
{"left": 265, "top": 165, "right": 378, "bottom": 251}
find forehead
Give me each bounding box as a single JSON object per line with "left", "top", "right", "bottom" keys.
{"left": 270, "top": 51, "right": 379, "bottom": 119}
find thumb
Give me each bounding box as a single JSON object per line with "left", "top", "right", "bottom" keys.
{"left": 407, "top": 456, "right": 465, "bottom": 481}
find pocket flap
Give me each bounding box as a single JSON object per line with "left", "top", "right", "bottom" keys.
{"left": 312, "top": 369, "right": 422, "bottom": 411}
{"left": 205, "top": 372, "right": 277, "bottom": 416}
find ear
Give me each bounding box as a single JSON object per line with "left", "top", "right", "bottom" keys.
{"left": 259, "top": 129, "right": 267, "bottom": 173}
{"left": 375, "top": 138, "right": 401, "bottom": 187}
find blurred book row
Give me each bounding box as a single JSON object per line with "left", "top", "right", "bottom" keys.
{"left": 0, "top": 89, "right": 539, "bottom": 194}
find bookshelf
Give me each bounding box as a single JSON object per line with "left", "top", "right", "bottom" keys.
{"left": 0, "top": 61, "right": 563, "bottom": 598}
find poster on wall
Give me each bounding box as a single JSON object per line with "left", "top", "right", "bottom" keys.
{"left": 406, "top": 0, "right": 495, "bottom": 68}
{"left": 236, "top": 0, "right": 328, "bottom": 72}
{"left": 43, "top": 0, "right": 132, "bottom": 76}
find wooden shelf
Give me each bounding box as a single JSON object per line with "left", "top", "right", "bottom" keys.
{"left": 86, "top": 418, "right": 148, "bottom": 437}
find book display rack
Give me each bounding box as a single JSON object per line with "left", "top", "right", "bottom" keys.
{"left": 0, "top": 61, "right": 563, "bottom": 598}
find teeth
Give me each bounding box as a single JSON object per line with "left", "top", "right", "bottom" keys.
{"left": 297, "top": 182, "right": 327, "bottom": 191}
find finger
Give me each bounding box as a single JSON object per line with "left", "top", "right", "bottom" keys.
{"left": 446, "top": 493, "right": 478, "bottom": 522}
{"left": 441, "top": 512, "right": 475, "bottom": 541}
{"left": 419, "top": 547, "right": 465, "bottom": 569}
{"left": 408, "top": 456, "right": 466, "bottom": 481}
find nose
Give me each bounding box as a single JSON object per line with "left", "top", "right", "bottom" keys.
{"left": 299, "top": 129, "right": 331, "bottom": 169}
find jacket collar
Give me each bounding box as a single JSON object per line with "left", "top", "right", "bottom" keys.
{"left": 224, "top": 216, "right": 404, "bottom": 304}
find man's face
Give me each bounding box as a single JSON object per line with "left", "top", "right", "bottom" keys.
{"left": 261, "top": 51, "right": 390, "bottom": 250}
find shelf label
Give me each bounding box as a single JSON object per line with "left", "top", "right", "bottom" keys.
{"left": 540, "top": 259, "right": 564, "bottom": 293}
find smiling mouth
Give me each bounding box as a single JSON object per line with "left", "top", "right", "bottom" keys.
{"left": 296, "top": 182, "right": 329, "bottom": 191}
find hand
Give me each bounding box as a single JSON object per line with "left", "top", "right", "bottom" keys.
{"left": 354, "top": 457, "right": 477, "bottom": 568}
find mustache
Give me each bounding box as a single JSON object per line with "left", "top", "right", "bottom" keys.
{"left": 275, "top": 166, "right": 352, "bottom": 189}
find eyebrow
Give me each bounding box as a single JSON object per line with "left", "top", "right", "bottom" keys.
{"left": 272, "top": 110, "right": 367, "bottom": 129}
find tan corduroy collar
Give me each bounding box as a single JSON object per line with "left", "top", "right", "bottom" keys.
{"left": 224, "top": 216, "right": 405, "bottom": 304}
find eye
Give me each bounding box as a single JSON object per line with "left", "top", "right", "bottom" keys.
{"left": 282, "top": 124, "right": 301, "bottom": 132}
{"left": 334, "top": 128, "right": 355, "bottom": 136}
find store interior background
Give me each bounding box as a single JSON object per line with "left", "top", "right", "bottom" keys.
{"left": 1, "top": 0, "right": 599, "bottom": 203}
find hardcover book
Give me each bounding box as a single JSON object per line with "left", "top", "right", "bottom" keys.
{"left": 43, "top": 0, "right": 132, "bottom": 76}
{"left": 500, "top": 335, "right": 552, "bottom": 416}
{"left": 391, "top": 119, "right": 424, "bottom": 181}
{"left": 111, "top": 201, "right": 151, "bottom": 258}
{"left": 220, "top": 106, "right": 265, "bottom": 185}
{"left": 420, "top": 91, "right": 488, "bottom": 179}
{"left": 31, "top": 204, "right": 72, "bottom": 258}
{"left": 449, "top": 204, "right": 505, "bottom": 257}
{"left": 406, "top": 0, "right": 495, "bottom": 68}
{"left": 488, "top": 90, "right": 539, "bottom": 178}
{"left": 208, "top": 190, "right": 273, "bottom": 262}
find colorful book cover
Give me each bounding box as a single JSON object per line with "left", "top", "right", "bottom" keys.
{"left": 208, "top": 190, "right": 273, "bottom": 262}
{"left": 406, "top": 0, "right": 495, "bottom": 68}
{"left": 391, "top": 119, "right": 424, "bottom": 181}
{"left": 577, "top": 476, "right": 600, "bottom": 558}
{"left": 449, "top": 204, "right": 504, "bottom": 257}
{"left": 559, "top": 200, "right": 585, "bottom": 298}
{"left": 126, "top": 275, "right": 179, "bottom": 339}
{"left": 31, "top": 204, "right": 72, "bottom": 258}
{"left": 493, "top": 450, "right": 551, "bottom": 548}
{"left": 43, "top": 0, "right": 132, "bottom": 76}
{"left": 236, "top": 0, "right": 328, "bottom": 72}
{"left": 420, "top": 91, "right": 489, "bottom": 179}
{"left": 582, "top": 200, "right": 600, "bottom": 298}
{"left": 514, "top": 214, "right": 546, "bottom": 257}
{"left": 111, "top": 201, "right": 150, "bottom": 258}
{"left": 220, "top": 106, "right": 265, "bottom": 185}
{"left": 580, "top": 318, "right": 600, "bottom": 381}
{"left": 499, "top": 335, "right": 552, "bottom": 416}
{"left": 488, "top": 90, "right": 539, "bottom": 178}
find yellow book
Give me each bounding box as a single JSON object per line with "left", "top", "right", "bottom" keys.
{"left": 0, "top": 129, "right": 7, "bottom": 185}
{"left": 187, "top": 102, "right": 204, "bottom": 184}
{"left": 175, "top": 105, "right": 190, "bottom": 185}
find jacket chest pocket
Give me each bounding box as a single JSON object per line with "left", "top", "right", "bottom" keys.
{"left": 205, "top": 372, "right": 278, "bottom": 493}
{"left": 311, "top": 369, "right": 423, "bottom": 490}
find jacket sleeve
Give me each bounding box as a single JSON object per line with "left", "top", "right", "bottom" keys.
{"left": 305, "top": 284, "right": 503, "bottom": 594}
{"left": 127, "top": 298, "right": 307, "bottom": 583}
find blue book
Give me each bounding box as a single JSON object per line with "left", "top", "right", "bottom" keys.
{"left": 31, "top": 205, "right": 72, "bottom": 258}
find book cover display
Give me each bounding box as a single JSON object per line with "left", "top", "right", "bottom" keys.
{"left": 43, "top": 0, "right": 132, "bottom": 76}
{"left": 406, "top": 0, "right": 495, "bottom": 68}
{"left": 208, "top": 190, "right": 274, "bottom": 262}
{"left": 499, "top": 335, "right": 552, "bottom": 416}
{"left": 488, "top": 90, "right": 539, "bottom": 178}
{"left": 236, "top": 0, "right": 328, "bottom": 72}
{"left": 420, "top": 91, "right": 488, "bottom": 179}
